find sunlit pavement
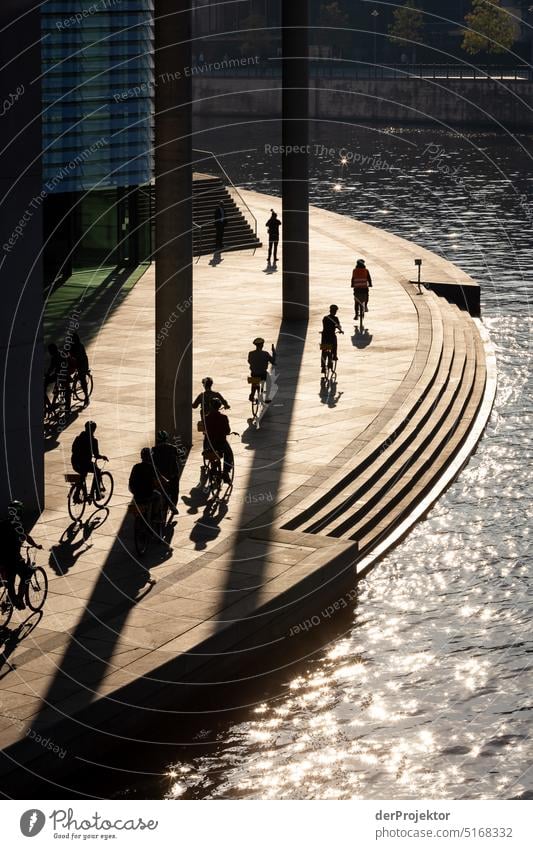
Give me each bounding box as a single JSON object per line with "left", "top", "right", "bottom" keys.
{"left": 0, "top": 190, "right": 478, "bottom": 765}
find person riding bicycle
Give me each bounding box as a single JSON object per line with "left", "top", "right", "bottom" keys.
{"left": 0, "top": 501, "right": 42, "bottom": 610}
{"left": 152, "top": 430, "right": 181, "bottom": 516}
{"left": 45, "top": 342, "right": 75, "bottom": 414}
{"left": 71, "top": 421, "right": 108, "bottom": 497}
{"left": 192, "top": 377, "right": 230, "bottom": 430}
{"left": 203, "top": 399, "right": 234, "bottom": 484}
{"left": 129, "top": 447, "right": 162, "bottom": 524}
{"left": 247, "top": 337, "right": 276, "bottom": 403}
{"left": 351, "top": 258, "right": 373, "bottom": 316}
{"left": 44, "top": 343, "right": 61, "bottom": 393}
{"left": 71, "top": 333, "right": 90, "bottom": 408}
{"left": 321, "top": 304, "right": 344, "bottom": 373}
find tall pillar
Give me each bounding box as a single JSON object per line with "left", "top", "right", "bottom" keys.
{"left": 155, "top": 1, "right": 193, "bottom": 446}
{"left": 282, "top": 0, "right": 309, "bottom": 322}
{"left": 0, "top": 1, "right": 43, "bottom": 514}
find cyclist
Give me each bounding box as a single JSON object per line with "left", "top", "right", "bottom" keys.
{"left": 321, "top": 304, "right": 344, "bottom": 373}
{"left": 71, "top": 333, "right": 90, "bottom": 408}
{"left": 45, "top": 342, "right": 75, "bottom": 414}
{"left": 129, "top": 447, "right": 162, "bottom": 525}
{"left": 0, "top": 501, "right": 42, "bottom": 610}
{"left": 247, "top": 337, "right": 276, "bottom": 403}
{"left": 71, "top": 421, "right": 108, "bottom": 497}
{"left": 192, "top": 377, "right": 230, "bottom": 424}
{"left": 152, "top": 430, "right": 181, "bottom": 516}
{"left": 204, "top": 398, "right": 233, "bottom": 484}
{"left": 351, "top": 258, "right": 373, "bottom": 317}
{"left": 44, "top": 343, "right": 61, "bottom": 393}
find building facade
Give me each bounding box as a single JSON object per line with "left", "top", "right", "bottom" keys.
{"left": 41, "top": 0, "right": 154, "bottom": 287}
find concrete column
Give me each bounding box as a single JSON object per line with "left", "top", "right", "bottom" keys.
{"left": 154, "top": 0, "right": 193, "bottom": 446}
{"left": 0, "top": 1, "right": 43, "bottom": 514}
{"left": 282, "top": 0, "right": 309, "bottom": 322}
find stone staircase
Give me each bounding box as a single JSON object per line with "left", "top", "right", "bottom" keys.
{"left": 192, "top": 175, "right": 262, "bottom": 255}
{"left": 272, "top": 284, "right": 488, "bottom": 558}
{"left": 149, "top": 175, "right": 263, "bottom": 256}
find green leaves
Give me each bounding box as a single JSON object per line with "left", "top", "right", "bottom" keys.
{"left": 387, "top": 1, "right": 424, "bottom": 45}
{"left": 462, "top": 0, "right": 517, "bottom": 55}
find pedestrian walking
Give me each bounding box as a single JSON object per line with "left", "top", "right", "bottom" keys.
{"left": 214, "top": 202, "right": 226, "bottom": 250}
{"left": 266, "top": 210, "right": 281, "bottom": 265}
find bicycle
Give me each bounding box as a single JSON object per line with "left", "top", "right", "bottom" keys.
{"left": 71, "top": 369, "right": 94, "bottom": 404}
{"left": 44, "top": 388, "right": 60, "bottom": 430}
{"left": 353, "top": 291, "right": 368, "bottom": 333}
{"left": 66, "top": 459, "right": 114, "bottom": 522}
{"left": 44, "top": 382, "right": 70, "bottom": 430}
{"left": 320, "top": 340, "right": 337, "bottom": 380}
{"left": 0, "top": 545, "right": 49, "bottom": 628}
{"left": 202, "top": 433, "right": 238, "bottom": 501}
{"left": 130, "top": 496, "right": 167, "bottom": 556}
{"left": 248, "top": 376, "right": 267, "bottom": 428}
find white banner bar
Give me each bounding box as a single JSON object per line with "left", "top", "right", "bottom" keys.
{"left": 3, "top": 799, "right": 531, "bottom": 847}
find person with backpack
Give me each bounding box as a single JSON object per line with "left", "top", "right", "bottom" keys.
{"left": 351, "top": 258, "right": 373, "bottom": 318}
{"left": 71, "top": 421, "right": 108, "bottom": 492}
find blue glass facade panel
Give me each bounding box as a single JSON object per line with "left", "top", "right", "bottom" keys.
{"left": 42, "top": 1, "right": 154, "bottom": 193}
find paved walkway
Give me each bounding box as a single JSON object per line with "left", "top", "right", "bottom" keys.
{"left": 0, "top": 191, "right": 478, "bottom": 775}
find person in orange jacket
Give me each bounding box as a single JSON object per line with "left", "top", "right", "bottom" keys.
{"left": 351, "top": 258, "right": 373, "bottom": 318}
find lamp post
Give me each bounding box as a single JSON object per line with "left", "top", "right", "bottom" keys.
{"left": 371, "top": 9, "right": 379, "bottom": 68}
{"left": 415, "top": 258, "right": 423, "bottom": 294}
{"left": 527, "top": 6, "right": 533, "bottom": 73}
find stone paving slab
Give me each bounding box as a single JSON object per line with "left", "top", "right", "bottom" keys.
{"left": 0, "top": 190, "right": 482, "bottom": 783}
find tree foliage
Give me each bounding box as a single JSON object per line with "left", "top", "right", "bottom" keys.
{"left": 319, "top": 2, "right": 350, "bottom": 56}
{"left": 320, "top": 1, "right": 349, "bottom": 30}
{"left": 387, "top": 1, "right": 424, "bottom": 46}
{"left": 462, "top": 0, "right": 517, "bottom": 55}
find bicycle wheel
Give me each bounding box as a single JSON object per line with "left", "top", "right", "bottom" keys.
{"left": 25, "top": 567, "right": 48, "bottom": 612}
{"left": 0, "top": 585, "right": 13, "bottom": 629}
{"left": 251, "top": 395, "right": 259, "bottom": 420}
{"left": 72, "top": 372, "right": 94, "bottom": 402}
{"left": 208, "top": 464, "right": 222, "bottom": 501}
{"left": 68, "top": 482, "right": 86, "bottom": 522}
{"left": 134, "top": 514, "right": 149, "bottom": 555}
{"left": 93, "top": 471, "right": 114, "bottom": 507}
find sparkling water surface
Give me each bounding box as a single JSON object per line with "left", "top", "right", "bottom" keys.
{"left": 157, "top": 124, "right": 531, "bottom": 800}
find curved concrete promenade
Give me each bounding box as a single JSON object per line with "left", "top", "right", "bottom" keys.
{"left": 0, "top": 191, "right": 496, "bottom": 787}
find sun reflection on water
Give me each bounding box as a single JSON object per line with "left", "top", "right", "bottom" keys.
{"left": 161, "top": 127, "right": 531, "bottom": 803}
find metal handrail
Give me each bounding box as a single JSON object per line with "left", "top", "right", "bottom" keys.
{"left": 201, "top": 62, "right": 531, "bottom": 82}
{"left": 193, "top": 147, "right": 258, "bottom": 237}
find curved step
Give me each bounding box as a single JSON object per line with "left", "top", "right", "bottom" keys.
{"left": 302, "top": 296, "right": 459, "bottom": 536}
{"left": 315, "top": 300, "right": 469, "bottom": 538}
{"left": 354, "top": 303, "right": 485, "bottom": 552}
{"left": 280, "top": 284, "right": 443, "bottom": 531}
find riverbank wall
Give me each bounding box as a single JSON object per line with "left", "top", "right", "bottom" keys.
{"left": 193, "top": 77, "right": 533, "bottom": 130}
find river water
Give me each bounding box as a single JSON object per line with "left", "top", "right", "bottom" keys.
{"left": 144, "top": 124, "right": 532, "bottom": 800}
